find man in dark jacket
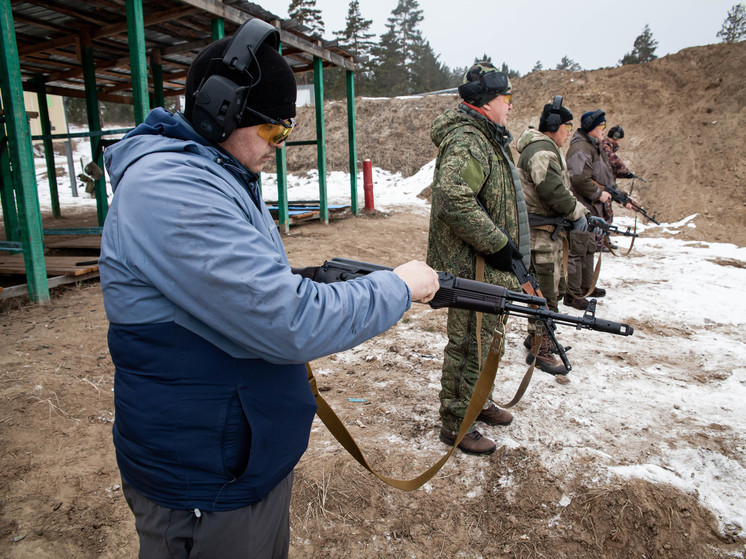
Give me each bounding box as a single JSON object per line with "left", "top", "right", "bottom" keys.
{"left": 99, "top": 20, "right": 439, "bottom": 559}
{"left": 564, "top": 109, "right": 613, "bottom": 309}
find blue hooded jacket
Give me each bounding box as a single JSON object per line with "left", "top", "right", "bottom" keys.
{"left": 100, "top": 108, "right": 412, "bottom": 510}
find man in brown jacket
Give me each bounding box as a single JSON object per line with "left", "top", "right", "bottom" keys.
{"left": 564, "top": 109, "right": 613, "bottom": 309}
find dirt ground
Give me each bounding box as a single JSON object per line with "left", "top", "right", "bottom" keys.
{"left": 2, "top": 41, "right": 746, "bottom": 558}
{"left": 1, "top": 209, "right": 743, "bottom": 559}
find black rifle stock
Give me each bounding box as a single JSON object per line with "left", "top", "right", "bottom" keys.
{"left": 304, "top": 258, "right": 633, "bottom": 350}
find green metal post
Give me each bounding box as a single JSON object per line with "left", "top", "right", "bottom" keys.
{"left": 313, "top": 56, "right": 328, "bottom": 224}
{"left": 276, "top": 146, "right": 288, "bottom": 233}
{"left": 0, "top": 127, "right": 20, "bottom": 241}
{"left": 35, "top": 78, "right": 60, "bottom": 218}
{"left": 345, "top": 70, "right": 358, "bottom": 215}
{"left": 275, "top": 42, "right": 289, "bottom": 232}
{"left": 126, "top": 0, "right": 150, "bottom": 124}
{"left": 81, "top": 31, "right": 107, "bottom": 225}
{"left": 151, "top": 49, "right": 164, "bottom": 109}
{"left": 0, "top": 0, "right": 49, "bottom": 302}
{"left": 212, "top": 18, "right": 225, "bottom": 41}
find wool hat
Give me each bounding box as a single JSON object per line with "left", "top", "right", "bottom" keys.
{"left": 580, "top": 109, "right": 606, "bottom": 133}
{"left": 539, "top": 103, "right": 573, "bottom": 132}
{"left": 608, "top": 125, "right": 624, "bottom": 140}
{"left": 458, "top": 62, "right": 512, "bottom": 107}
{"left": 184, "top": 35, "right": 296, "bottom": 130}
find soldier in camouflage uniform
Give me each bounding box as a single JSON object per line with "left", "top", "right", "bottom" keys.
{"left": 427, "top": 62, "right": 529, "bottom": 455}
{"left": 516, "top": 98, "right": 587, "bottom": 375}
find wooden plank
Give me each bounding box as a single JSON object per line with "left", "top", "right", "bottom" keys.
{"left": 0, "top": 255, "right": 98, "bottom": 276}
{"left": 44, "top": 236, "right": 102, "bottom": 250}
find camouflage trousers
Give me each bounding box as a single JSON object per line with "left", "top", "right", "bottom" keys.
{"left": 440, "top": 307, "right": 506, "bottom": 433}
{"left": 528, "top": 228, "right": 565, "bottom": 335}
{"left": 567, "top": 230, "right": 597, "bottom": 297}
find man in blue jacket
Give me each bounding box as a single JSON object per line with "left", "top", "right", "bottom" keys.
{"left": 99, "top": 19, "right": 438, "bottom": 559}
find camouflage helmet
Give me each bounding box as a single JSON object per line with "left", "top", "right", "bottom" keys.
{"left": 458, "top": 61, "right": 512, "bottom": 106}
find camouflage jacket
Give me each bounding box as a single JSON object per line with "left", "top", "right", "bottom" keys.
{"left": 601, "top": 137, "right": 631, "bottom": 178}
{"left": 566, "top": 130, "right": 615, "bottom": 216}
{"left": 427, "top": 105, "right": 525, "bottom": 291}
{"left": 516, "top": 128, "right": 586, "bottom": 222}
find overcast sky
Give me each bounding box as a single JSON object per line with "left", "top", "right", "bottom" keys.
{"left": 278, "top": 0, "right": 738, "bottom": 75}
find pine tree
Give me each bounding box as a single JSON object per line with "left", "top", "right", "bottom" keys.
{"left": 411, "top": 40, "right": 452, "bottom": 92}
{"left": 555, "top": 56, "right": 581, "bottom": 71}
{"left": 500, "top": 62, "right": 521, "bottom": 78}
{"left": 717, "top": 4, "right": 746, "bottom": 43}
{"left": 370, "top": 0, "right": 425, "bottom": 95}
{"left": 334, "top": 0, "right": 376, "bottom": 81}
{"left": 620, "top": 24, "right": 658, "bottom": 65}
{"left": 531, "top": 60, "right": 543, "bottom": 72}
{"left": 288, "top": 0, "right": 325, "bottom": 37}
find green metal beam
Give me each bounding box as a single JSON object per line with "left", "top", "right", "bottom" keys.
{"left": 0, "top": 128, "right": 20, "bottom": 241}
{"left": 150, "top": 49, "right": 164, "bottom": 108}
{"left": 126, "top": 0, "right": 150, "bottom": 124}
{"left": 313, "top": 56, "right": 328, "bottom": 224}
{"left": 345, "top": 70, "right": 358, "bottom": 215}
{"left": 35, "top": 78, "right": 60, "bottom": 218}
{"left": 80, "top": 31, "right": 107, "bottom": 225}
{"left": 276, "top": 145, "right": 288, "bottom": 233}
{"left": 275, "top": 41, "right": 289, "bottom": 232}
{"left": 0, "top": 0, "right": 49, "bottom": 302}
{"left": 211, "top": 18, "right": 225, "bottom": 41}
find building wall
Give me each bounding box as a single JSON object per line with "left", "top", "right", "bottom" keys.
{"left": 23, "top": 92, "right": 68, "bottom": 140}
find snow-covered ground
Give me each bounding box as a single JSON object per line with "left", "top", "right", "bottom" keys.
{"left": 28, "top": 144, "right": 746, "bottom": 538}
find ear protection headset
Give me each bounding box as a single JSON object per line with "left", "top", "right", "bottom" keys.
{"left": 457, "top": 71, "right": 510, "bottom": 103}
{"left": 609, "top": 125, "right": 624, "bottom": 140}
{"left": 544, "top": 95, "right": 564, "bottom": 133}
{"left": 191, "top": 19, "right": 280, "bottom": 143}
{"left": 581, "top": 109, "right": 605, "bottom": 132}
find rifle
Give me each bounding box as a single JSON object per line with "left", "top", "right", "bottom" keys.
{"left": 587, "top": 216, "right": 639, "bottom": 238}
{"left": 529, "top": 214, "right": 638, "bottom": 240}
{"left": 303, "top": 258, "right": 633, "bottom": 367}
{"left": 603, "top": 185, "right": 660, "bottom": 225}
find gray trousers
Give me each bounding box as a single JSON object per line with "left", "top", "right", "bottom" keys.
{"left": 122, "top": 472, "right": 293, "bottom": 559}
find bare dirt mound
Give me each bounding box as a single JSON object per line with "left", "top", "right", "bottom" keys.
{"left": 286, "top": 41, "right": 746, "bottom": 246}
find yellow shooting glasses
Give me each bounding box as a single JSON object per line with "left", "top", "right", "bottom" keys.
{"left": 502, "top": 94, "right": 513, "bottom": 105}
{"left": 257, "top": 118, "right": 296, "bottom": 144}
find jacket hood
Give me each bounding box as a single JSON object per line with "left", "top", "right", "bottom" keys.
{"left": 431, "top": 108, "right": 477, "bottom": 148}
{"left": 516, "top": 127, "right": 554, "bottom": 154}
{"left": 431, "top": 104, "right": 512, "bottom": 150}
{"left": 104, "top": 108, "right": 224, "bottom": 192}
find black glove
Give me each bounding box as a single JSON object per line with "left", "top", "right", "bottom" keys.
{"left": 570, "top": 215, "right": 588, "bottom": 232}
{"left": 484, "top": 238, "right": 522, "bottom": 272}
{"left": 587, "top": 216, "right": 606, "bottom": 231}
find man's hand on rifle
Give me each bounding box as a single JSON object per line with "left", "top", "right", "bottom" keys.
{"left": 570, "top": 215, "right": 588, "bottom": 232}
{"left": 393, "top": 260, "right": 440, "bottom": 304}
{"left": 599, "top": 190, "right": 612, "bottom": 203}
{"left": 624, "top": 195, "right": 639, "bottom": 211}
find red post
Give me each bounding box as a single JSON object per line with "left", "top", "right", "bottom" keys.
{"left": 362, "top": 159, "right": 374, "bottom": 211}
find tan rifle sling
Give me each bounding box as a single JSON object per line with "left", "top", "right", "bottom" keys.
{"left": 305, "top": 256, "right": 537, "bottom": 490}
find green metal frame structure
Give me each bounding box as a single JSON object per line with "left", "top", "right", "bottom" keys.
{"left": 0, "top": 0, "right": 49, "bottom": 302}
{"left": 0, "top": 2, "right": 359, "bottom": 302}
